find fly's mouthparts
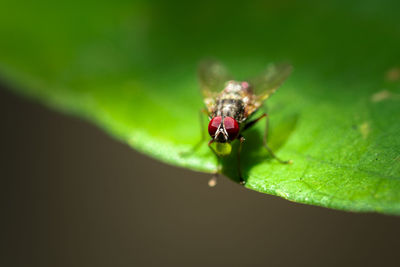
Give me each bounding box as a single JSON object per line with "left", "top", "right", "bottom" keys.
{"left": 215, "top": 131, "right": 228, "bottom": 143}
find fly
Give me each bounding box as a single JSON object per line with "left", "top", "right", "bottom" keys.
{"left": 198, "top": 60, "right": 293, "bottom": 185}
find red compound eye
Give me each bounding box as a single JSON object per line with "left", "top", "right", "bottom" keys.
{"left": 208, "top": 116, "right": 222, "bottom": 137}
{"left": 224, "top": 117, "right": 239, "bottom": 140}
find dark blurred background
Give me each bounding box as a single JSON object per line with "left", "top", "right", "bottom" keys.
{"left": 1, "top": 84, "right": 400, "bottom": 267}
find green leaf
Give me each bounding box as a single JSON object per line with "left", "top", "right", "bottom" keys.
{"left": 1, "top": 0, "right": 400, "bottom": 214}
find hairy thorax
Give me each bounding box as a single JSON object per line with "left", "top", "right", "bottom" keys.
{"left": 211, "top": 81, "right": 257, "bottom": 123}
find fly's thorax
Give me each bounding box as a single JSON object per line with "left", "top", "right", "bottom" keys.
{"left": 215, "top": 98, "right": 245, "bottom": 123}
{"left": 211, "top": 80, "right": 255, "bottom": 123}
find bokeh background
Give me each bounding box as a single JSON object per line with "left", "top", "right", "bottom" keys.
{"left": 1, "top": 0, "right": 400, "bottom": 266}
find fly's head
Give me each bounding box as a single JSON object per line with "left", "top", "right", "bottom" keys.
{"left": 208, "top": 116, "right": 239, "bottom": 156}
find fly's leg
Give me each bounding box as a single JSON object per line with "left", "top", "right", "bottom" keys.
{"left": 263, "top": 114, "right": 292, "bottom": 164}
{"left": 243, "top": 113, "right": 267, "bottom": 131}
{"left": 181, "top": 108, "right": 209, "bottom": 156}
{"left": 243, "top": 113, "right": 292, "bottom": 164}
{"left": 208, "top": 139, "right": 221, "bottom": 187}
{"left": 208, "top": 174, "right": 218, "bottom": 187}
{"left": 237, "top": 135, "right": 246, "bottom": 185}
{"left": 192, "top": 108, "right": 209, "bottom": 151}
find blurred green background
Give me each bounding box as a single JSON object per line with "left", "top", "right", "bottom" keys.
{"left": 1, "top": 0, "right": 400, "bottom": 264}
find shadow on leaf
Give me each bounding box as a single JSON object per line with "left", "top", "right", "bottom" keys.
{"left": 220, "top": 112, "right": 299, "bottom": 184}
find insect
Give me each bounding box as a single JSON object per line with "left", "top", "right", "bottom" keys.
{"left": 198, "top": 60, "right": 293, "bottom": 185}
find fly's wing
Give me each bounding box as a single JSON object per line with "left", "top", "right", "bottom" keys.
{"left": 249, "top": 63, "right": 292, "bottom": 103}
{"left": 198, "top": 60, "right": 232, "bottom": 112}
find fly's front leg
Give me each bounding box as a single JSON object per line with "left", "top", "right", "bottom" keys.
{"left": 237, "top": 135, "right": 246, "bottom": 185}
{"left": 193, "top": 108, "right": 209, "bottom": 150}
{"left": 244, "top": 113, "right": 292, "bottom": 164}
{"left": 243, "top": 113, "right": 267, "bottom": 131}
{"left": 208, "top": 139, "right": 220, "bottom": 187}
{"left": 181, "top": 108, "right": 209, "bottom": 156}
